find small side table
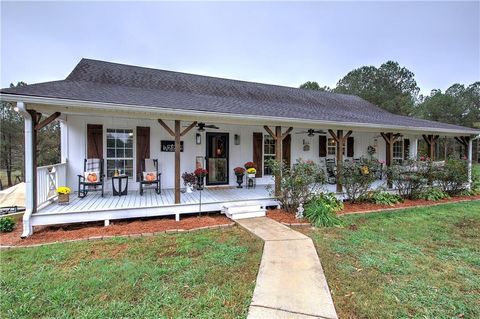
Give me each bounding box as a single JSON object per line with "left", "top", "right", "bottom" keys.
{"left": 112, "top": 175, "right": 128, "bottom": 196}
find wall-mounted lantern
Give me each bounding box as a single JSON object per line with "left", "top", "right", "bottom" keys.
{"left": 234, "top": 134, "right": 240, "bottom": 145}
{"left": 196, "top": 133, "right": 201, "bottom": 145}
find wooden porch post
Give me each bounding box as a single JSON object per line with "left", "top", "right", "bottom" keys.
{"left": 158, "top": 119, "right": 197, "bottom": 204}
{"left": 380, "top": 132, "right": 401, "bottom": 188}
{"left": 422, "top": 134, "right": 439, "bottom": 160}
{"left": 328, "top": 129, "right": 352, "bottom": 193}
{"left": 264, "top": 125, "right": 293, "bottom": 196}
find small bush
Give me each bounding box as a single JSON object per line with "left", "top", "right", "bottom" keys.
{"left": 388, "top": 160, "right": 428, "bottom": 199}
{"left": 267, "top": 159, "right": 326, "bottom": 213}
{"left": 362, "top": 190, "right": 403, "bottom": 206}
{"left": 419, "top": 187, "right": 449, "bottom": 201}
{"left": 470, "top": 164, "right": 480, "bottom": 194}
{"left": 304, "top": 193, "right": 343, "bottom": 227}
{"left": 0, "top": 216, "right": 16, "bottom": 232}
{"left": 342, "top": 159, "right": 377, "bottom": 203}
{"left": 433, "top": 159, "right": 468, "bottom": 196}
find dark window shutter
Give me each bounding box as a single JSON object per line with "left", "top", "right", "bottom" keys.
{"left": 282, "top": 134, "right": 291, "bottom": 168}
{"left": 347, "top": 137, "right": 354, "bottom": 158}
{"left": 136, "top": 126, "right": 150, "bottom": 181}
{"left": 404, "top": 139, "right": 410, "bottom": 160}
{"left": 87, "top": 124, "right": 103, "bottom": 159}
{"left": 319, "top": 135, "right": 327, "bottom": 157}
{"left": 253, "top": 132, "right": 263, "bottom": 178}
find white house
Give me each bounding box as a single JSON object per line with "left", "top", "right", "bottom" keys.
{"left": 1, "top": 59, "right": 479, "bottom": 237}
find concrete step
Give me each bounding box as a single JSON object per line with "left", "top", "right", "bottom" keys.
{"left": 222, "top": 203, "right": 266, "bottom": 220}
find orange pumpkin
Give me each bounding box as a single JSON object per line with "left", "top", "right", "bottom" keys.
{"left": 87, "top": 173, "right": 98, "bottom": 182}
{"left": 145, "top": 173, "right": 156, "bottom": 182}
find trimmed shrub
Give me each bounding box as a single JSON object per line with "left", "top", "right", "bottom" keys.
{"left": 304, "top": 193, "right": 343, "bottom": 227}
{"left": 0, "top": 216, "right": 16, "bottom": 232}
{"left": 267, "top": 159, "right": 325, "bottom": 213}
{"left": 433, "top": 159, "right": 468, "bottom": 196}
{"left": 342, "top": 159, "right": 377, "bottom": 203}
{"left": 419, "top": 187, "right": 449, "bottom": 201}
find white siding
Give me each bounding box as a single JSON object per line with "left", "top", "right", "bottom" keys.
{"left": 64, "top": 115, "right": 393, "bottom": 190}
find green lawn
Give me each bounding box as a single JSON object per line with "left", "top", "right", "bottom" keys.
{"left": 306, "top": 201, "right": 480, "bottom": 319}
{"left": 0, "top": 227, "right": 262, "bottom": 319}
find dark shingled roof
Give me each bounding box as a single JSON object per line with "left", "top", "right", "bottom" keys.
{"left": 1, "top": 58, "right": 478, "bottom": 134}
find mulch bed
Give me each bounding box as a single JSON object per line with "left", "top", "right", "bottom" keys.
{"left": 0, "top": 214, "right": 231, "bottom": 247}
{"left": 341, "top": 194, "right": 480, "bottom": 214}
{"left": 267, "top": 209, "right": 310, "bottom": 225}
{"left": 267, "top": 194, "right": 480, "bottom": 223}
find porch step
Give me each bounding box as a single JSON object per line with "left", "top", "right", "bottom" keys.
{"left": 222, "top": 202, "right": 266, "bottom": 220}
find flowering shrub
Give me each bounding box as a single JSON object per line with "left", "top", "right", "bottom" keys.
{"left": 56, "top": 186, "right": 71, "bottom": 195}
{"left": 246, "top": 168, "right": 257, "bottom": 175}
{"left": 388, "top": 160, "right": 429, "bottom": 199}
{"left": 244, "top": 162, "right": 256, "bottom": 169}
{"left": 233, "top": 167, "right": 245, "bottom": 175}
{"left": 432, "top": 158, "right": 468, "bottom": 195}
{"left": 182, "top": 172, "right": 197, "bottom": 186}
{"left": 194, "top": 168, "right": 208, "bottom": 177}
{"left": 267, "top": 159, "right": 325, "bottom": 213}
{"left": 342, "top": 159, "right": 377, "bottom": 203}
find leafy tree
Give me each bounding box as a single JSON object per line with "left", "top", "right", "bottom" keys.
{"left": 299, "top": 81, "right": 331, "bottom": 91}
{"left": 417, "top": 82, "right": 480, "bottom": 128}
{"left": 334, "top": 61, "right": 420, "bottom": 116}
{"left": 1, "top": 82, "right": 60, "bottom": 188}
{"left": 1, "top": 82, "right": 26, "bottom": 186}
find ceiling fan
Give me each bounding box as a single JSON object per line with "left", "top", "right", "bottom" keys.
{"left": 296, "top": 129, "right": 326, "bottom": 137}
{"left": 191, "top": 122, "right": 220, "bottom": 132}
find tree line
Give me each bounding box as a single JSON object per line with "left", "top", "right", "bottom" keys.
{"left": 300, "top": 61, "right": 479, "bottom": 129}
{"left": 1, "top": 82, "right": 60, "bottom": 188}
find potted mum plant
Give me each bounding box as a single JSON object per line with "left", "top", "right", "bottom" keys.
{"left": 233, "top": 167, "right": 246, "bottom": 188}
{"left": 194, "top": 168, "right": 208, "bottom": 190}
{"left": 182, "top": 172, "right": 196, "bottom": 193}
{"left": 244, "top": 162, "right": 257, "bottom": 178}
{"left": 56, "top": 186, "right": 71, "bottom": 205}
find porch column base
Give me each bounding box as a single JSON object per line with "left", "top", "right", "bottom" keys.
{"left": 175, "top": 213, "right": 180, "bottom": 222}
{"left": 104, "top": 219, "right": 110, "bottom": 227}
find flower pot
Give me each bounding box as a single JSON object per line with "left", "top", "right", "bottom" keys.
{"left": 247, "top": 173, "right": 256, "bottom": 178}
{"left": 236, "top": 174, "right": 244, "bottom": 188}
{"left": 58, "top": 193, "right": 70, "bottom": 205}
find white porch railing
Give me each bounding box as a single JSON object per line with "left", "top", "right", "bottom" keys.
{"left": 37, "top": 162, "right": 67, "bottom": 207}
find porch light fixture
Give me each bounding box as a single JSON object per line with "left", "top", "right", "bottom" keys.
{"left": 234, "top": 134, "right": 240, "bottom": 145}
{"left": 196, "top": 133, "right": 201, "bottom": 145}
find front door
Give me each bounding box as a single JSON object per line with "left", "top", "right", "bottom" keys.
{"left": 206, "top": 132, "right": 229, "bottom": 185}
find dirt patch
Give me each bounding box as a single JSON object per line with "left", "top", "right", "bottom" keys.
{"left": 266, "top": 209, "right": 309, "bottom": 224}
{"left": 0, "top": 213, "right": 231, "bottom": 247}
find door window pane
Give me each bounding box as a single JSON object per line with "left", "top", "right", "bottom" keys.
{"left": 106, "top": 129, "right": 134, "bottom": 177}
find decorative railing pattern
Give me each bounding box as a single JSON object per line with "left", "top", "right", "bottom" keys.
{"left": 37, "top": 163, "right": 67, "bottom": 207}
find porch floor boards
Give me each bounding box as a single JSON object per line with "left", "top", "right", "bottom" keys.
{"left": 37, "top": 186, "right": 273, "bottom": 215}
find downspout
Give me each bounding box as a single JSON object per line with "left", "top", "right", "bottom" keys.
{"left": 468, "top": 134, "right": 480, "bottom": 190}
{"left": 16, "top": 102, "right": 35, "bottom": 237}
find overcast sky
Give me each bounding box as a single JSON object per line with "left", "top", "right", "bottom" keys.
{"left": 1, "top": 1, "right": 479, "bottom": 95}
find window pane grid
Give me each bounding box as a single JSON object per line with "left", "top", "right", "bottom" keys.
{"left": 263, "top": 135, "right": 276, "bottom": 175}
{"left": 106, "top": 129, "right": 134, "bottom": 178}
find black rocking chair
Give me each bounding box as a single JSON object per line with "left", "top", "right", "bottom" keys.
{"left": 78, "top": 158, "right": 105, "bottom": 198}
{"left": 138, "top": 159, "right": 162, "bottom": 196}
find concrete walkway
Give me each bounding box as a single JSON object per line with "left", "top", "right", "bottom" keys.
{"left": 237, "top": 217, "right": 338, "bottom": 319}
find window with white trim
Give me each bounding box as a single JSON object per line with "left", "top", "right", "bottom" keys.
{"left": 327, "top": 138, "right": 336, "bottom": 156}
{"left": 106, "top": 129, "right": 134, "bottom": 177}
{"left": 263, "top": 135, "right": 276, "bottom": 175}
{"left": 393, "top": 140, "right": 403, "bottom": 164}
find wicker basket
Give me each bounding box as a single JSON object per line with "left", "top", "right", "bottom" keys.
{"left": 58, "top": 193, "right": 70, "bottom": 205}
